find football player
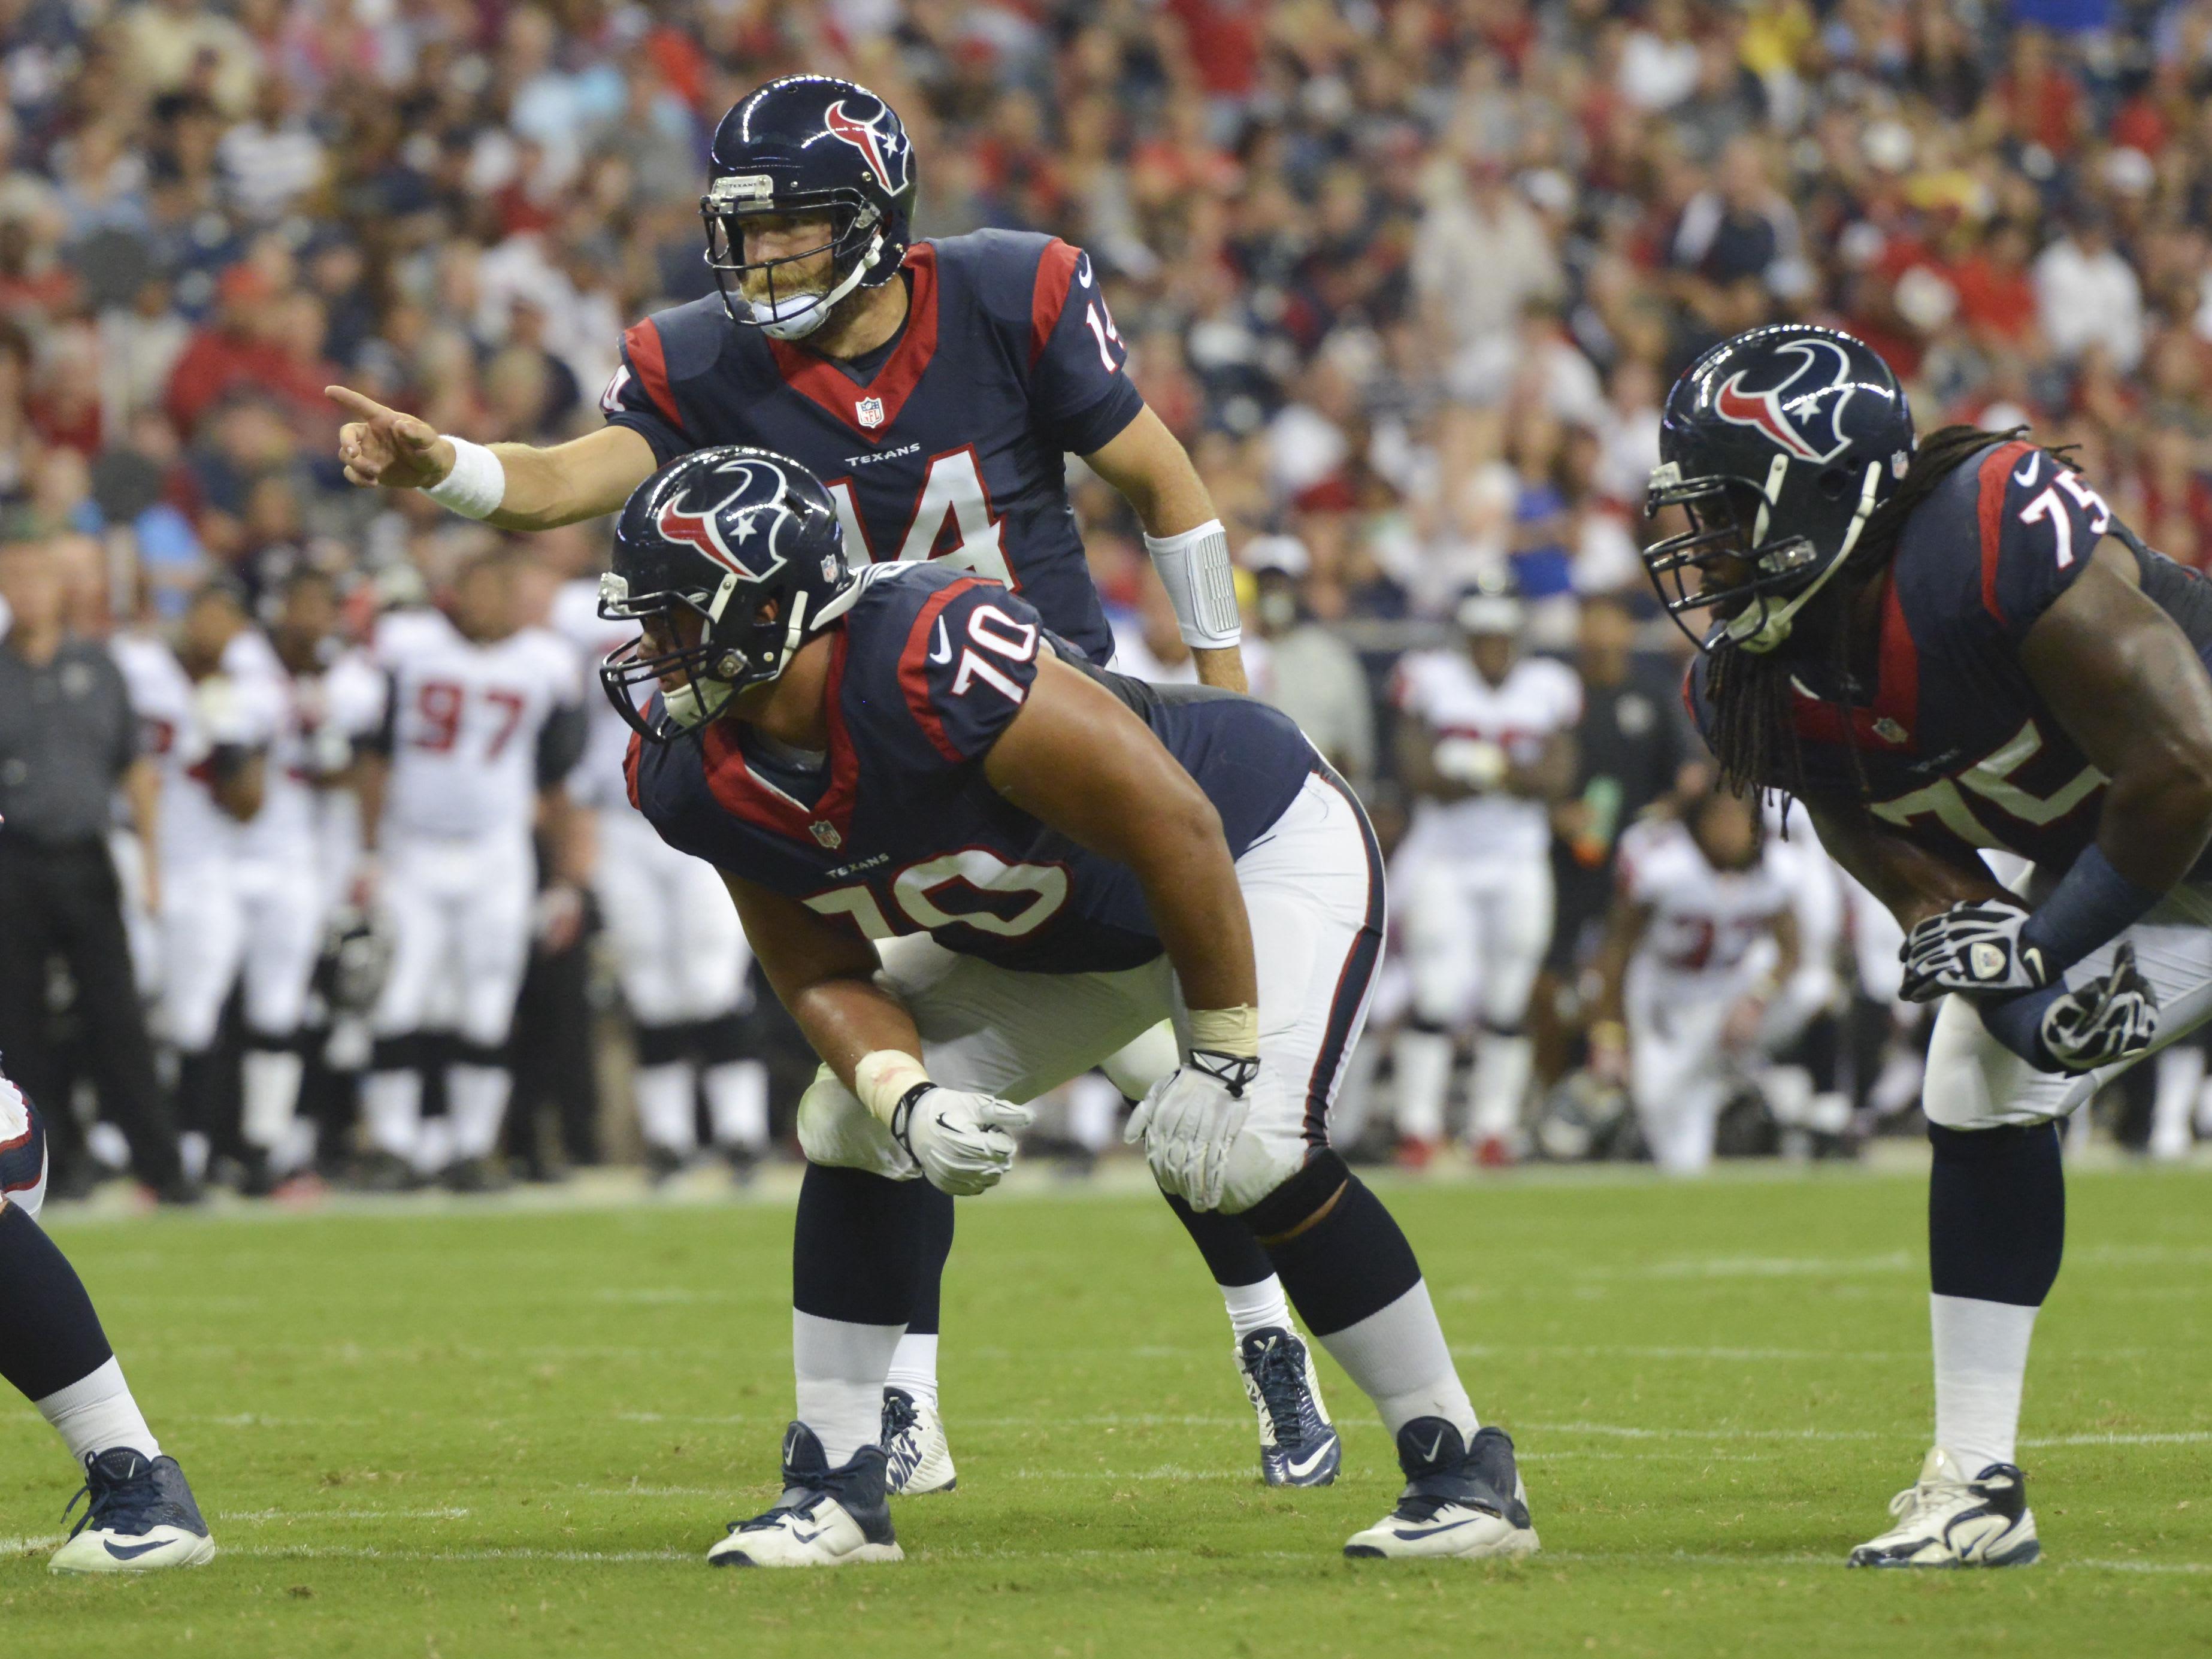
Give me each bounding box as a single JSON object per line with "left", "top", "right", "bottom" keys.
{"left": 1648, "top": 322, "right": 2211, "bottom": 1567}
{"left": 111, "top": 583, "right": 282, "bottom": 1180}
{"left": 1388, "top": 579, "right": 1579, "bottom": 1167}
{"left": 328, "top": 74, "right": 1334, "bottom": 1491}
{"left": 0, "top": 1061, "right": 213, "bottom": 1572}
{"left": 1587, "top": 787, "right": 1802, "bottom": 1173}
{"left": 604, "top": 446, "right": 1537, "bottom": 1567}
{"left": 353, "top": 549, "right": 589, "bottom": 1190}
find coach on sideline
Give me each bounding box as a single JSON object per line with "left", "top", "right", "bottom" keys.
{"left": 0, "top": 535, "right": 190, "bottom": 1203}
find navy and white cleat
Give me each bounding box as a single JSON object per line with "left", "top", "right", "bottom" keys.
{"left": 1237, "top": 1328, "right": 1340, "bottom": 1487}
{"left": 49, "top": 1450, "right": 216, "bottom": 1575}
{"left": 881, "top": 1387, "right": 957, "bottom": 1495}
{"left": 1344, "top": 1419, "right": 1541, "bottom": 1561}
{"left": 707, "top": 1422, "right": 904, "bottom": 1569}
{"left": 1847, "top": 1446, "right": 2040, "bottom": 1568}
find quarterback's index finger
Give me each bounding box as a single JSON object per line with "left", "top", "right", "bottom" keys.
{"left": 325, "top": 385, "right": 392, "bottom": 422}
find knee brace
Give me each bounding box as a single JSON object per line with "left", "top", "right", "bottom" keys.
{"left": 793, "top": 1163, "right": 951, "bottom": 1328}
{"left": 1239, "top": 1152, "right": 1424, "bottom": 1337}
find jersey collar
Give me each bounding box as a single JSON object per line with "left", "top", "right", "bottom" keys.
{"left": 1787, "top": 572, "right": 1919, "bottom": 750}
{"left": 698, "top": 628, "right": 860, "bottom": 849}
{"left": 767, "top": 244, "right": 940, "bottom": 445}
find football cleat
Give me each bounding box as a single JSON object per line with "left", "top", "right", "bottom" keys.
{"left": 881, "top": 1387, "right": 957, "bottom": 1494}
{"left": 707, "top": 1422, "right": 903, "bottom": 1568}
{"left": 1344, "top": 1419, "right": 1541, "bottom": 1561}
{"left": 1846, "top": 1446, "right": 2039, "bottom": 1568}
{"left": 1237, "top": 1328, "right": 1340, "bottom": 1487}
{"left": 50, "top": 1450, "right": 216, "bottom": 1575}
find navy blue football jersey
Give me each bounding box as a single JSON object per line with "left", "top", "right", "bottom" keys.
{"left": 1689, "top": 436, "right": 2212, "bottom": 871}
{"left": 603, "top": 231, "right": 1142, "bottom": 666}
{"left": 628, "top": 564, "right": 1314, "bottom": 974}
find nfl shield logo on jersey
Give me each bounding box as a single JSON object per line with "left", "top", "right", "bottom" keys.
{"left": 856, "top": 396, "right": 885, "bottom": 429}
{"left": 810, "top": 820, "right": 843, "bottom": 850}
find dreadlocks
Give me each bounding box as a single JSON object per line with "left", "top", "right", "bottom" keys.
{"left": 1705, "top": 424, "right": 2027, "bottom": 802}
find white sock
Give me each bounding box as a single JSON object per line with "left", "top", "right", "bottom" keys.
{"left": 1311, "top": 1280, "right": 1476, "bottom": 1441}
{"left": 884, "top": 1330, "right": 939, "bottom": 1410}
{"left": 1220, "top": 1274, "right": 1294, "bottom": 1345}
{"left": 704, "top": 1059, "right": 768, "bottom": 1149}
{"left": 37, "top": 1357, "right": 159, "bottom": 1463}
{"left": 241, "top": 1048, "right": 304, "bottom": 1152}
{"left": 1931, "top": 1292, "right": 2038, "bottom": 1472}
{"left": 178, "top": 1130, "right": 210, "bottom": 1185}
{"left": 362, "top": 1069, "right": 422, "bottom": 1160}
{"left": 1468, "top": 1031, "right": 1533, "bottom": 1141}
{"left": 411, "top": 1114, "right": 453, "bottom": 1178}
{"left": 635, "top": 1062, "right": 697, "bottom": 1155}
{"left": 1392, "top": 1029, "right": 1453, "bottom": 1142}
{"left": 447, "top": 1064, "right": 511, "bottom": 1162}
{"left": 2151, "top": 1043, "right": 2205, "bottom": 1159}
{"left": 794, "top": 1310, "right": 903, "bottom": 1465}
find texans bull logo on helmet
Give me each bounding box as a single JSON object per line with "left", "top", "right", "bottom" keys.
{"left": 821, "top": 98, "right": 910, "bottom": 197}
{"left": 652, "top": 454, "right": 797, "bottom": 584}
{"left": 1712, "top": 336, "right": 1859, "bottom": 466}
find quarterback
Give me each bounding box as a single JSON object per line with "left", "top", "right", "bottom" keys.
{"left": 602, "top": 445, "right": 1537, "bottom": 1567}
{"left": 329, "top": 74, "right": 1336, "bottom": 1491}
{"left": 1650, "top": 323, "right": 2212, "bottom": 1566}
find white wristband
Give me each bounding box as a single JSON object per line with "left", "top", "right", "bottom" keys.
{"left": 1145, "top": 519, "right": 1242, "bottom": 650}
{"left": 423, "top": 437, "right": 507, "bottom": 520}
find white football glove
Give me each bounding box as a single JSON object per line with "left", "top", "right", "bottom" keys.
{"left": 888, "top": 1085, "right": 1033, "bottom": 1196}
{"left": 1125, "top": 1051, "right": 1264, "bottom": 1211}
{"left": 1900, "top": 899, "right": 2053, "bottom": 1003}
{"left": 1433, "top": 737, "right": 1509, "bottom": 791}
{"left": 2038, "top": 942, "right": 2160, "bottom": 1075}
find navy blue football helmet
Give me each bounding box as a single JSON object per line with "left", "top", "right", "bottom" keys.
{"left": 600, "top": 446, "right": 855, "bottom": 743}
{"left": 702, "top": 75, "right": 916, "bottom": 341}
{"left": 1644, "top": 324, "right": 1916, "bottom": 653}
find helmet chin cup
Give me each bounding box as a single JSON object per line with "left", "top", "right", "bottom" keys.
{"left": 750, "top": 232, "right": 882, "bottom": 340}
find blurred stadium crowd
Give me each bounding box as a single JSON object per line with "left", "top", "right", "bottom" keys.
{"left": 7, "top": 0, "right": 2212, "bottom": 1198}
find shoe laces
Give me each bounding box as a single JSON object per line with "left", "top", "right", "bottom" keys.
{"left": 1885, "top": 1473, "right": 1971, "bottom": 1526}
{"left": 60, "top": 1452, "right": 160, "bottom": 1540}
{"left": 880, "top": 1389, "right": 919, "bottom": 1446}
{"left": 1248, "top": 1337, "right": 1314, "bottom": 1448}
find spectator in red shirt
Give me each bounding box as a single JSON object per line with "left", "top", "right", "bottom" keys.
{"left": 1951, "top": 219, "right": 2042, "bottom": 352}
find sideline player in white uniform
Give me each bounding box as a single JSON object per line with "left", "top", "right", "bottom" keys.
{"left": 550, "top": 573, "right": 768, "bottom": 1177}
{"left": 110, "top": 585, "right": 280, "bottom": 1180}
{"left": 1588, "top": 790, "right": 1801, "bottom": 1173}
{"left": 355, "top": 549, "right": 588, "bottom": 1189}
{"left": 1388, "top": 582, "right": 1579, "bottom": 1165}
{"left": 214, "top": 577, "right": 369, "bottom": 1191}
{"left": 0, "top": 1063, "right": 214, "bottom": 1572}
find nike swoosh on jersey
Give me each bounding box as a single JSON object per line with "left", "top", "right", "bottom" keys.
{"left": 2013, "top": 453, "right": 2041, "bottom": 486}
{"left": 928, "top": 619, "right": 952, "bottom": 665}
{"left": 102, "top": 1538, "right": 175, "bottom": 1561}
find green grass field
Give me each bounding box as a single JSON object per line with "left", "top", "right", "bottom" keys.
{"left": 5, "top": 1161, "right": 2210, "bottom": 1657}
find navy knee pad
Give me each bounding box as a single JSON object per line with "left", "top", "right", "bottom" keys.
{"left": 1927, "top": 1122, "right": 2064, "bottom": 1307}
{"left": 793, "top": 1164, "right": 954, "bottom": 1330}
{"left": 1162, "top": 1190, "right": 1278, "bottom": 1288}
{"left": 0, "top": 1202, "right": 113, "bottom": 1402}
{"left": 1240, "top": 1153, "right": 1424, "bottom": 1337}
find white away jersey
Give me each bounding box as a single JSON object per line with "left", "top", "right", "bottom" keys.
{"left": 1393, "top": 648, "right": 1581, "bottom": 865}
{"left": 549, "top": 577, "right": 639, "bottom": 814}
{"left": 1617, "top": 816, "right": 1793, "bottom": 996}
{"left": 373, "top": 609, "right": 581, "bottom": 841}
{"left": 111, "top": 631, "right": 283, "bottom": 870}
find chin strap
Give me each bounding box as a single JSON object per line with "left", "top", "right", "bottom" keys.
{"left": 1730, "top": 459, "right": 1883, "bottom": 655}
{"left": 756, "top": 232, "right": 886, "bottom": 341}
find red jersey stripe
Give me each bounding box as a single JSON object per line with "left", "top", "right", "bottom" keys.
{"left": 1028, "top": 238, "right": 1082, "bottom": 369}
{"left": 622, "top": 319, "right": 683, "bottom": 434}
{"left": 1977, "top": 439, "right": 2035, "bottom": 629}
{"left": 898, "top": 575, "right": 990, "bottom": 763}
